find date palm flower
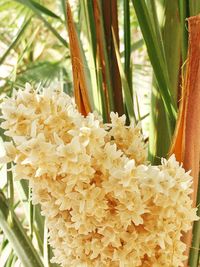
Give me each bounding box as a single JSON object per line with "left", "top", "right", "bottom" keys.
{"left": 0, "top": 84, "right": 198, "bottom": 267}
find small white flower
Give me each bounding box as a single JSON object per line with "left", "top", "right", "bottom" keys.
{"left": 0, "top": 84, "right": 198, "bottom": 267}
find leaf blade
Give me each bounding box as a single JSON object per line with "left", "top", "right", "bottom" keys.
{"left": 0, "top": 18, "right": 31, "bottom": 65}
{"left": 15, "top": 0, "right": 68, "bottom": 47}
{"left": 131, "top": 0, "right": 177, "bottom": 124}
{"left": 112, "top": 28, "right": 136, "bottom": 123}
{"left": 0, "top": 190, "right": 44, "bottom": 267}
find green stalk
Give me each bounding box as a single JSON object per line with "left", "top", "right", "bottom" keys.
{"left": 29, "top": 186, "right": 34, "bottom": 240}
{"left": 112, "top": 28, "right": 136, "bottom": 123}
{"left": 178, "top": 0, "right": 189, "bottom": 63}
{"left": 148, "top": 81, "right": 171, "bottom": 164}
{"left": 189, "top": 174, "right": 200, "bottom": 266}
{"left": 96, "top": 59, "right": 107, "bottom": 122}
{"left": 60, "top": 0, "right": 67, "bottom": 25}
{"left": 124, "top": 0, "right": 132, "bottom": 94}
{"left": 7, "top": 163, "right": 14, "bottom": 209}
{"left": 0, "top": 189, "right": 44, "bottom": 267}
{"left": 135, "top": 92, "right": 141, "bottom": 122}
{"left": 43, "top": 220, "right": 48, "bottom": 267}
{"left": 16, "top": 180, "right": 44, "bottom": 254}
{"left": 162, "top": 0, "right": 181, "bottom": 102}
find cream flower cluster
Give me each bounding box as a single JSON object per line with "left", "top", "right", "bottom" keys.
{"left": 0, "top": 84, "right": 198, "bottom": 267}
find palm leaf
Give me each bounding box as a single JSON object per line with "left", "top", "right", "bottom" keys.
{"left": 112, "top": 28, "right": 136, "bottom": 123}
{"left": 15, "top": 0, "right": 68, "bottom": 47}
{"left": 0, "top": 18, "right": 31, "bottom": 65}
{"left": 0, "top": 190, "right": 44, "bottom": 267}
{"left": 132, "top": 0, "right": 177, "bottom": 125}
{"left": 148, "top": 0, "right": 181, "bottom": 163}
{"left": 123, "top": 0, "right": 132, "bottom": 93}
{"left": 26, "top": 0, "right": 61, "bottom": 19}
{"left": 17, "top": 61, "right": 65, "bottom": 85}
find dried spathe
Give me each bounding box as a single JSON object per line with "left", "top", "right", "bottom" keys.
{"left": 0, "top": 84, "right": 198, "bottom": 267}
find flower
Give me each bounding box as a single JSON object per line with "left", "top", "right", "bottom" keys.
{"left": 0, "top": 84, "right": 198, "bottom": 267}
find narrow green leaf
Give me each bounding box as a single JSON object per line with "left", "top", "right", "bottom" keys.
{"left": 112, "top": 28, "right": 136, "bottom": 123}
{"left": 135, "top": 92, "right": 141, "bottom": 122}
{"left": 7, "top": 26, "right": 41, "bottom": 85}
{"left": 28, "top": 0, "right": 60, "bottom": 19}
{"left": 15, "top": 0, "right": 68, "bottom": 47}
{"left": 5, "top": 251, "right": 14, "bottom": 267}
{"left": 147, "top": 0, "right": 171, "bottom": 87}
{"left": 0, "top": 242, "right": 12, "bottom": 267}
{"left": 43, "top": 220, "right": 48, "bottom": 267}
{"left": 138, "top": 1, "right": 168, "bottom": 75}
{"left": 120, "top": 39, "right": 144, "bottom": 57}
{"left": 96, "top": 59, "right": 107, "bottom": 122}
{"left": 189, "top": 174, "right": 200, "bottom": 267}
{"left": 131, "top": 38, "right": 144, "bottom": 51}
{"left": 132, "top": 0, "right": 177, "bottom": 124}
{"left": 148, "top": 0, "right": 181, "bottom": 163}
{"left": 0, "top": 190, "right": 44, "bottom": 267}
{"left": 16, "top": 179, "right": 44, "bottom": 254}
{"left": 148, "top": 80, "right": 171, "bottom": 164}
{"left": 0, "top": 236, "right": 8, "bottom": 253}
{"left": 29, "top": 186, "right": 34, "bottom": 240}
{"left": 140, "top": 112, "right": 149, "bottom": 121}
{"left": 80, "top": 0, "right": 102, "bottom": 114}
{"left": 6, "top": 163, "right": 14, "bottom": 209}
{"left": 10, "top": 254, "right": 18, "bottom": 267}
{"left": 81, "top": 0, "right": 97, "bottom": 57}
{"left": 124, "top": 0, "right": 132, "bottom": 92}
{"left": 0, "top": 18, "right": 30, "bottom": 65}
{"left": 16, "top": 60, "right": 66, "bottom": 87}
{"left": 60, "top": 0, "right": 67, "bottom": 25}
{"left": 163, "top": 0, "right": 181, "bottom": 101}
{"left": 178, "top": 0, "right": 189, "bottom": 63}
